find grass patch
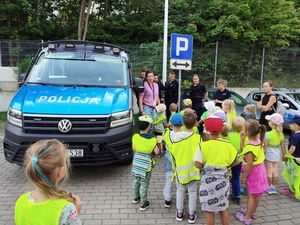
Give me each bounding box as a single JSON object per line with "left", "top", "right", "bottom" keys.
{"left": 0, "top": 112, "right": 7, "bottom": 121}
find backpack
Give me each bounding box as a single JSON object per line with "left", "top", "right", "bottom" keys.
{"left": 273, "top": 99, "right": 286, "bottom": 115}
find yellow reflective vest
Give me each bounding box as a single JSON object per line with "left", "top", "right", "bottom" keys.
{"left": 132, "top": 134, "right": 157, "bottom": 171}
{"left": 201, "top": 139, "right": 237, "bottom": 167}
{"left": 15, "top": 192, "right": 70, "bottom": 225}
{"left": 240, "top": 144, "right": 265, "bottom": 165}
{"left": 170, "top": 133, "right": 201, "bottom": 184}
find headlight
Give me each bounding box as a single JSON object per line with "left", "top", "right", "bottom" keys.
{"left": 7, "top": 108, "right": 22, "bottom": 127}
{"left": 110, "top": 110, "right": 132, "bottom": 128}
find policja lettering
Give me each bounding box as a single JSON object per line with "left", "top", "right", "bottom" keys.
{"left": 38, "top": 96, "right": 99, "bottom": 104}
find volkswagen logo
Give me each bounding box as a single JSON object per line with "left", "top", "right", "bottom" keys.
{"left": 58, "top": 119, "right": 72, "bottom": 133}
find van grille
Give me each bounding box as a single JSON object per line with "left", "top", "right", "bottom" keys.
{"left": 23, "top": 114, "right": 110, "bottom": 134}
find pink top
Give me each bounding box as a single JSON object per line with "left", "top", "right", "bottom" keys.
{"left": 139, "top": 81, "right": 159, "bottom": 108}
{"left": 248, "top": 138, "right": 261, "bottom": 145}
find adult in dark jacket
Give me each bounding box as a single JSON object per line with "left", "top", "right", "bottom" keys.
{"left": 257, "top": 80, "right": 277, "bottom": 131}
{"left": 164, "top": 71, "right": 179, "bottom": 120}
{"left": 189, "top": 74, "right": 208, "bottom": 121}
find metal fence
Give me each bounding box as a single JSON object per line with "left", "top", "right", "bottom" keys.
{"left": 1, "top": 39, "right": 299, "bottom": 88}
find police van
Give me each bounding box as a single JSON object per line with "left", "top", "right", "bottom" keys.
{"left": 4, "top": 41, "right": 143, "bottom": 165}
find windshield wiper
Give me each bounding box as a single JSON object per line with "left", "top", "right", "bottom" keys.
{"left": 73, "top": 84, "right": 108, "bottom": 88}
{"left": 25, "top": 82, "right": 47, "bottom": 85}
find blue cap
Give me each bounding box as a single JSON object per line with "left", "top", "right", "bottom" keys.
{"left": 288, "top": 115, "right": 300, "bottom": 126}
{"left": 170, "top": 113, "right": 183, "bottom": 127}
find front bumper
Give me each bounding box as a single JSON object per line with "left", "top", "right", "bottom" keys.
{"left": 3, "top": 122, "right": 133, "bottom": 166}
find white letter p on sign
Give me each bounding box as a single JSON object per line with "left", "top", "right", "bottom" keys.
{"left": 176, "top": 37, "right": 188, "bottom": 56}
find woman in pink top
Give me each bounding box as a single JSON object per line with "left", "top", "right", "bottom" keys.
{"left": 139, "top": 70, "right": 160, "bottom": 119}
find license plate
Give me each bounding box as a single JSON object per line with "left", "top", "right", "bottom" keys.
{"left": 69, "top": 149, "right": 84, "bottom": 157}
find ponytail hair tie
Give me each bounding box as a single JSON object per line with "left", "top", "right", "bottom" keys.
{"left": 31, "top": 156, "right": 38, "bottom": 164}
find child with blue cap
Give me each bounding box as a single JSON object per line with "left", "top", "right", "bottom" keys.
{"left": 162, "top": 113, "right": 183, "bottom": 208}
{"left": 171, "top": 112, "right": 201, "bottom": 223}
{"left": 281, "top": 115, "right": 300, "bottom": 199}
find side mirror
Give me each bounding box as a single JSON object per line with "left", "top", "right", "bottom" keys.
{"left": 18, "top": 73, "right": 26, "bottom": 88}
{"left": 283, "top": 103, "right": 289, "bottom": 109}
{"left": 253, "top": 95, "right": 261, "bottom": 102}
{"left": 133, "top": 77, "right": 144, "bottom": 93}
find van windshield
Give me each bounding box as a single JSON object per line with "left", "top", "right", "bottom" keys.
{"left": 27, "top": 51, "right": 128, "bottom": 87}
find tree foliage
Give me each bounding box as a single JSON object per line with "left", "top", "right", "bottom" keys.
{"left": 0, "top": 0, "right": 299, "bottom": 47}
{"left": 0, "top": 0, "right": 299, "bottom": 86}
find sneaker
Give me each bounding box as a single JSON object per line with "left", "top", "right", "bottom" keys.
{"left": 164, "top": 200, "right": 171, "bottom": 208}
{"left": 132, "top": 197, "right": 140, "bottom": 204}
{"left": 139, "top": 200, "right": 150, "bottom": 211}
{"left": 236, "top": 211, "right": 253, "bottom": 225}
{"left": 270, "top": 186, "right": 277, "bottom": 194}
{"left": 240, "top": 187, "right": 247, "bottom": 196}
{"left": 176, "top": 211, "right": 184, "bottom": 222}
{"left": 266, "top": 187, "right": 273, "bottom": 195}
{"left": 188, "top": 214, "right": 197, "bottom": 224}
{"left": 231, "top": 196, "right": 241, "bottom": 205}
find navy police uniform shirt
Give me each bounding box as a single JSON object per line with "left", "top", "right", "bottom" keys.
{"left": 214, "top": 88, "right": 231, "bottom": 108}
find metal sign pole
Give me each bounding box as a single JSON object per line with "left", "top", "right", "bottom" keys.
{"left": 260, "top": 46, "right": 265, "bottom": 90}
{"left": 162, "top": 0, "right": 169, "bottom": 84}
{"left": 178, "top": 70, "right": 182, "bottom": 111}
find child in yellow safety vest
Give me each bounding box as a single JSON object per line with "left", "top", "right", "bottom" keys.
{"left": 264, "top": 113, "right": 285, "bottom": 194}
{"left": 131, "top": 115, "right": 160, "bottom": 211}
{"left": 153, "top": 103, "right": 167, "bottom": 153}
{"left": 179, "top": 99, "right": 199, "bottom": 134}
{"left": 15, "top": 139, "right": 81, "bottom": 225}
{"left": 162, "top": 113, "right": 183, "bottom": 208}
{"left": 222, "top": 99, "right": 237, "bottom": 129}
{"left": 228, "top": 116, "right": 246, "bottom": 205}
{"left": 236, "top": 119, "right": 268, "bottom": 225}
{"left": 170, "top": 112, "right": 201, "bottom": 224}
{"left": 195, "top": 116, "right": 239, "bottom": 225}
{"left": 281, "top": 115, "right": 300, "bottom": 199}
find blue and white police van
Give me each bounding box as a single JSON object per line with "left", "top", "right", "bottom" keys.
{"left": 4, "top": 41, "right": 143, "bottom": 165}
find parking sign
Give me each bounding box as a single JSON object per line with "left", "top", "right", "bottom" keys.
{"left": 170, "top": 33, "right": 193, "bottom": 60}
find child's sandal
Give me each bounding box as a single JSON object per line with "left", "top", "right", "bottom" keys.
{"left": 238, "top": 208, "right": 257, "bottom": 219}
{"left": 236, "top": 211, "right": 253, "bottom": 225}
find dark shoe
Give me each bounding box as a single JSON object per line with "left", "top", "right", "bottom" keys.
{"left": 188, "top": 214, "right": 197, "bottom": 224}
{"left": 164, "top": 200, "right": 171, "bottom": 208}
{"left": 231, "top": 196, "right": 240, "bottom": 205}
{"left": 132, "top": 197, "right": 140, "bottom": 204}
{"left": 176, "top": 211, "right": 183, "bottom": 222}
{"left": 139, "top": 200, "right": 150, "bottom": 211}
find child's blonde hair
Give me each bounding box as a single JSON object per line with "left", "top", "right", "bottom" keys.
{"left": 169, "top": 103, "right": 177, "bottom": 113}
{"left": 244, "top": 104, "right": 257, "bottom": 117}
{"left": 217, "top": 79, "right": 228, "bottom": 88}
{"left": 155, "top": 103, "right": 166, "bottom": 114}
{"left": 24, "top": 139, "right": 74, "bottom": 203}
{"left": 232, "top": 116, "right": 245, "bottom": 132}
{"left": 268, "top": 121, "right": 283, "bottom": 133}
{"left": 222, "top": 99, "right": 235, "bottom": 114}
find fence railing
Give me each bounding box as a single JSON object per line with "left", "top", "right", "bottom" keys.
{"left": 0, "top": 39, "right": 299, "bottom": 88}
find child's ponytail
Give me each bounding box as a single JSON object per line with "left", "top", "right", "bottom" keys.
{"left": 24, "top": 139, "right": 75, "bottom": 203}
{"left": 259, "top": 125, "right": 266, "bottom": 146}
